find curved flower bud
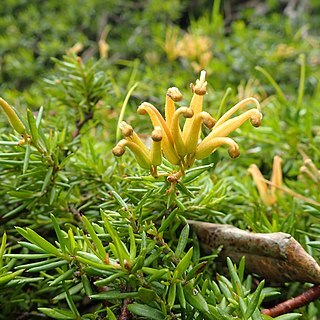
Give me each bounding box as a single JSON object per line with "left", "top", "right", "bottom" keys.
{"left": 171, "top": 107, "right": 194, "bottom": 157}
{"left": 184, "top": 111, "right": 216, "bottom": 154}
{"left": 248, "top": 164, "right": 276, "bottom": 206}
{"left": 304, "top": 158, "right": 320, "bottom": 180}
{"left": 299, "top": 150, "right": 320, "bottom": 183}
{"left": 195, "top": 137, "right": 240, "bottom": 160}
{"left": 182, "top": 70, "right": 207, "bottom": 141}
{"left": 151, "top": 126, "right": 162, "bottom": 166}
{"left": 112, "top": 139, "right": 151, "bottom": 169}
{"left": 112, "top": 142, "right": 126, "bottom": 157}
{"left": 119, "top": 121, "right": 150, "bottom": 156}
{"left": 0, "top": 97, "right": 26, "bottom": 134}
{"left": 214, "top": 97, "right": 262, "bottom": 127}
{"left": 138, "top": 102, "right": 179, "bottom": 164}
{"left": 191, "top": 70, "right": 207, "bottom": 96}
{"left": 202, "top": 109, "right": 262, "bottom": 145}
{"left": 165, "top": 87, "right": 182, "bottom": 128}
{"left": 300, "top": 165, "right": 319, "bottom": 184}
{"left": 119, "top": 121, "right": 133, "bottom": 137}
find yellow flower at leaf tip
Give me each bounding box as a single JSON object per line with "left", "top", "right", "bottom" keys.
{"left": 113, "top": 71, "right": 263, "bottom": 179}
{"left": 0, "top": 97, "right": 26, "bottom": 134}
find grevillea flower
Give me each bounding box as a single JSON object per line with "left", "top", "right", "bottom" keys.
{"left": 113, "top": 71, "right": 262, "bottom": 185}
{"left": 248, "top": 155, "right": 320, "bottom": 206}
{"left": 299, "top": 150, "right": 320, "bottom": 185}
{"left": 248, "top": 156, "right": 283, "bottom": 206}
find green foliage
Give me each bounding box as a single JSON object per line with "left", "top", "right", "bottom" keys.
{"left": 1, "top": 1, "right": 320, "bottom": 319}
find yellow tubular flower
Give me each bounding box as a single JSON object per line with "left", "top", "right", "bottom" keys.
{"left": 196, "top": 137, "right": 240, "bottom": 160}
{"left": 137, "top": 102, "right": 174, "bottom": 144}
{"left": 165, "top": 87, "right": 182, "bottom": 128}
{"left": 170, "top": 107, "right": 194, "bottom": 157}
{"left": 151, "top": 126, "right": 162, "bottom": 166}
{"left": 214, "top": 97, "right": 261, "bottom": 127}
{"left": 270, "top": 155, "right": 283, "bottom": 197}
{"left": 248, "top": 164, "right": 276, "bottom": 206}
{"left": 112, "top": 139, "right": 151, "bottom": 169}
{"left": 300, "top": 166, "right": 319, "bottom": 184}
{"left": 0, "top": 97, "right": 26, "bottom": 134}
{"left": 119, "top": 121, "right": 150, "bottom": 156}
{"left": 138, "top": 102, "right": 180, "bottom": 164}
{"left": 299, "top": 150, "right": 320, "bottom": 183}
{"left": 304, "top": 159, "right": 320, "bottom": 181}
{"left": 202, "top": 108, "right": 262, "bottom": 145}
{"left": 184, "top": 111, "right": 216, "bottom": 154}
{"left": 182, "top": 70, "right": 207, "bottom": 141}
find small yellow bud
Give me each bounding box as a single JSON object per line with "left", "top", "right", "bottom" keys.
{"left": 112, "top": 145, "right": 126, "bottom": 157}
{"left": 202, "top": 114, "right": 216, "bottom": 129}
{"left": 119, "top": 121, "right": 133, "bottom": 137}
{"left": 190, "top": 83, "right": 207, "bottom": 95}
{"left": 228, "top": 147, "right": 240, "bottom": 158}
{"left": 300, "top": 165, "right": 308, "bottom": 174}
{"left": 112, "top": 139, "right": 128, "bottom": 156}
{"left": 191, "top": 70, "right": 207, "bottom": 95}
{"left": 151, "top": 126, "right": 163, "bottom": 142}
{"left": 304, "top": 158, "right": 313, "bottom": 166}
{"left": 250, "top": 111, "right": 263, "bottom": 127}
{"left": 167, "top": 87, "right": 182, "bottom": 102}
{"left": 0, "top": 97, "right": 26, "bottom": 134}
{"left": 304, "top": 158, "right": 320, "bottom": 178}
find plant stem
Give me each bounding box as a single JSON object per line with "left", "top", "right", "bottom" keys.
{"left": 262, "top": 285, "right": 320, "bottom": 317}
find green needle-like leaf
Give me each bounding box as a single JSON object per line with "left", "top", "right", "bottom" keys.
{"left": 173, "top": 247, "right": 193, "bottom": 280}
{"left": 127, "top": 303, "right": 164, "bottom": 320}
{"left": 82, "top": 215, "right": 106, "bottom": 260}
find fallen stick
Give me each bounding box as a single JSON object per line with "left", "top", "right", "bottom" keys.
{"left": 189, "top": 220, "right": 320, "bottom": 283}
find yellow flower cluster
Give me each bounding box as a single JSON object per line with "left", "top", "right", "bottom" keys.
{"left": 113, "top": 71, "right": 262, "bottom": 182}
{"left": 162, "top": 27, "right": 212, "bottom": 73}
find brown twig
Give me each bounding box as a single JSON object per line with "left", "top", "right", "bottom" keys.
{"left": 119, "top": 298, "right": 132, "bottom": 320}
{"left": 72, "top": 110, "right": 93, "bottom": 140}
{"left": 262, "top": 285, "right": 320, "bottom": 317}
